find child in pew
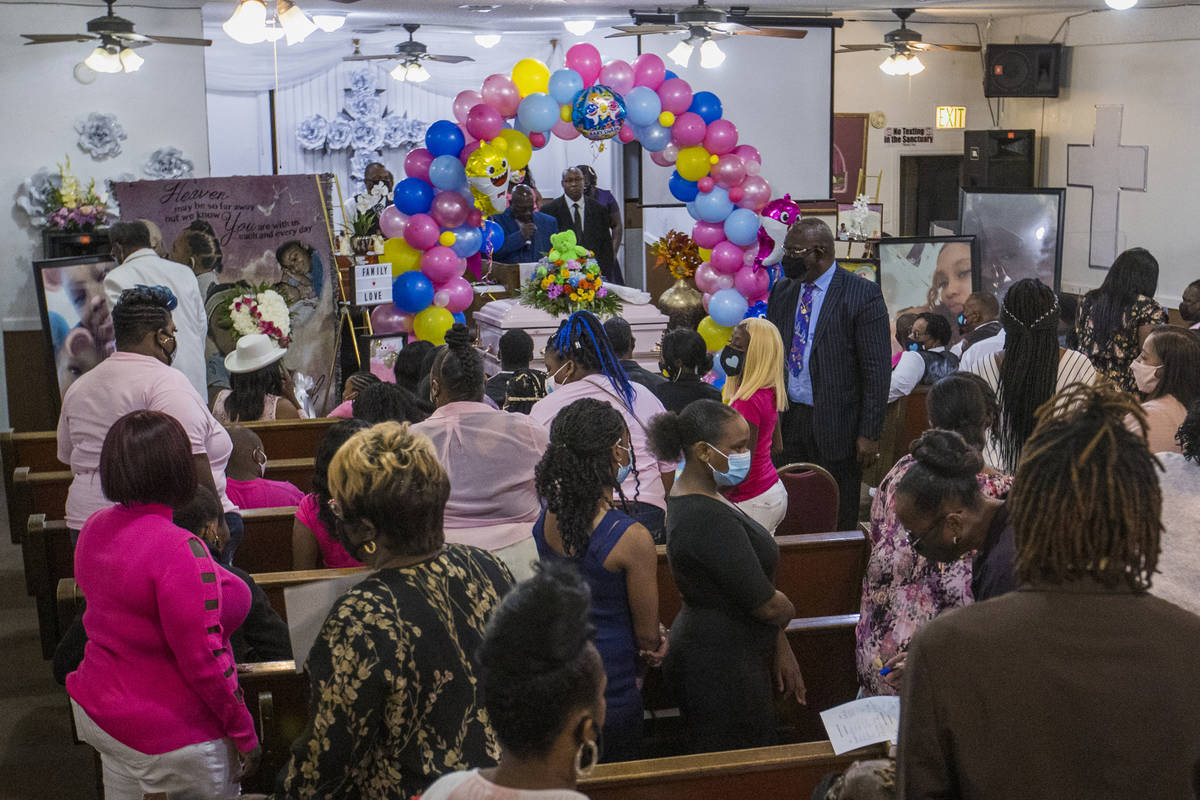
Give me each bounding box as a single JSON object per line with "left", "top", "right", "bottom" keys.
{"left": 291, "top": 419, "right": 368, "bottom": 570}
{"left": 54, "top": 485, "right": 292, "bottom": 684}
{"left": 223, "top": 426, "right": 305, "bottom": 510}
{"left": 327, "top": 370, "right": 380, "bottom": 418}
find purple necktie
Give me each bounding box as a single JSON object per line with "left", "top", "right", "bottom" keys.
{"left": 787, "top": 282, "right": 816, "bottom": 377}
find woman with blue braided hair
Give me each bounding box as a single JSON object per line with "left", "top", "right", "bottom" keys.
{"left": 530, "top": 311, "right": 674, "bottom": 542}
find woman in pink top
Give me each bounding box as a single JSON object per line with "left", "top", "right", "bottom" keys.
{"left": 1126, "top": 325, "right": 1200, "bottom": 454}
{"left": 719, "top": 318, "right": 789, "bottom": 532}
{"left": 291, "top": 419, "right": 368, "bottom": 569}
{"left": 326, "top": 370, "right": 380, "bottom": 418}
{"left": 67, "top": 410, "right": 259, "bottom": 798}
{"left": 211, "top": 333, "right": 302, "bottom": 422}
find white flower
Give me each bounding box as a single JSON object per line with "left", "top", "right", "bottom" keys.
{"left": 347, "top": 68, "right": 378, "bottom": 96}
{"left": 383, "top": 113, "right": 427, "bottom": 149}
{"left": 350, "top": 117, "right": 386, "bottom": 152}
{"left": 143, "top": 147, "right": 194, "bottom": 179}
{"left": 345, "top": 94, "right": 383, "bottom": 120}
{"left": 326, "top": 120, "right": 353, "bottom": 150}
{"left": 229, "top": 289, "right": 292, "bottom": 344}
{"left": 16, "top": 167, "right": 61, "bottom": 225}
{"left": 75, "top": 112, "right": 127, "bottom": 161}
{"left": 350, "top": 149, "right": 382, "bottom": 180}
{"left": 296, "top": 115, "right": 329, "bottom": 150}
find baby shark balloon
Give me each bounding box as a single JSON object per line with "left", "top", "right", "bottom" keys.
{"left": 465, "top": 141, "right": 510, "bottom": 218}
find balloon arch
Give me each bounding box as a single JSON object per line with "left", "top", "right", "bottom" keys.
{"left": 369, "top": 43, "right": 800, "bottom": 350}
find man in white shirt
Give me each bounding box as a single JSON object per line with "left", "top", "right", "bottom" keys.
{"left": 104, "top": 220, "right": 208, "bottom": 399}
{"left": 890, "top": 312, "right": 959, "bottom": 401}
{"left": 951, "top": 292, "right": 1005, "bottom": 359}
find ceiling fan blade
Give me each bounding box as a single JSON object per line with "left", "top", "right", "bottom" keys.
{"left": 424, "top": 54, "right": 474, "bottom": 63}
{"left": 710, "top": 21, "right": 755, "bottom": 33}
{"left": 730, "top": 27, "right": 808, "bottom": 39}
{"left": 21, "top": 33, "right": 95, "bottom": 44}
{"left": 606, "top": 24, "right": 685, "bottom": 37}
{"left": 342, "top": 53, "right": 402, "bottom": 61}
{"left": 836, "top": 44, "right": 889, "bottom": 52}
{"left": 141, "top": 34, "right": 213, "bottom": 46}
{"left": 927, "top": 43, "right": 981, "bottom": 52}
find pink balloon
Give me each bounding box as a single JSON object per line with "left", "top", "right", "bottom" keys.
{"left": 465, "top": 251, "right": 484, "bottom": 278}
{"left": 433, "top": 290, "right": 451, "bottom": 308}
{"left": 695, "top": 262, "right": 721, "bottom": 294}
{"left": 404, "top": 148, "right": 433, "bottom": 182}
{"left": 552, "top": 118, "right": 580, "bottom": 140}
{"left": 529, "top": 132, "right": 547, "bottom": 148}
{"left": 744, "top": 159, "right": 762, "bottom": 177}
{"left": 379, "top": 206, "right": 409, "bottom": 239}
{"left": 733, "top": 144, "right": 761, "bottom": 165}
{"left": 743, "top": 245, "right": 757, "bottom": 266}
{"left": 710, "top": 241, "right": 744, "bottom": 275}
{"left": 649, "top": 149, "right": 674, "bottom": 168}
{"left": 670, "top": 112, "right": 707, "bottom": 148}
{"left": 421, "top": 246, "right": 465, "bottom": 284}
{"left": 697, "top": 176, "right": 715, "bottom": 193}
{"left": 728, "top": 186, "right": 745, "bottom": 204}
{"left": 459, "top": 139, "right": 482, "bottom": 166}
{"left": 453, "top": 90, "right": 483, "bottom": 124}
{"left": 482, "top": 74, "right": 521, "bottom": 117}
{"left": 370, "top": 303, "right": 413, "bottom": 334}
{"left": 657, "top": 77, "right": 693, "bottom": 114}
{"left": 692, "top": 220, "right": 726, "bottom": 249}
{"left": 737, "top": 176, "right": 772, "bottom": 211}
{"left": 431, "top": 191, "right": 470, "bottom": 229}
{"left": 618, "top": 123, "right": 636, "bottom": 144}
{"left": 702, "top": 292, "right": 712, "bottom": 312}
{"left": 466, "top": 103, "right": 504, "bottom": 141}
{"left": 565, "top": 43, "right": 602, "bottom": 86}
{"left": 467, "top": 208, "right": 484, "bottom": 228}
{"left": 439, "top": 276, "right": 474, "bottom": 313}
{"left": 703, "top": 119, "right": 739, "bottom": 155}
{"left": 404, "top": 213, "right": 440, "bottom": 251}
{"left": 633, "top": 53, "right": 666, "bottom": 89}
{"left": 714, "top": 272, "right": 735, "bottom": 291}
{"left": 734, "top": 265, "right": 769, "bottom": 299}
{"left": 712, "top": 154, "right": 747, "bottom": 189}
{"left": 599, "top": 60, "right": 635, "bottom": 95}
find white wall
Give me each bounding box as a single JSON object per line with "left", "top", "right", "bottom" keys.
{"left": 987, "top": 6, "right": 1200, "bottom": 305}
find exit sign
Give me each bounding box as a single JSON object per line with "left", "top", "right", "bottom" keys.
{"left": 936, "top": 106, "right": 966, "bottom": 129}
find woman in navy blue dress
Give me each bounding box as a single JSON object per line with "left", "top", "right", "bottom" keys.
{"left": 533, "top": 397, "right": 666, "bottom": 763}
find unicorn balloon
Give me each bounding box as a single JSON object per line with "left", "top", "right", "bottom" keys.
{"left": 755, "top": 193, "right": 801, "bottom": 286}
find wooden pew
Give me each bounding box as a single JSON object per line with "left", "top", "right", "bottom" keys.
{"left": 254, "top": 566, "right": 369, "bottom": 621}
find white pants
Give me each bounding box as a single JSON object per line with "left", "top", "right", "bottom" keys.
{"left": 71, "top": 700, "right": 241, "bottom": 800}
{"left": 492, "top": 535, "right": 540, "bottom": 583}
{"left": 734, "top": 478, "right": 788, "bottom": 534}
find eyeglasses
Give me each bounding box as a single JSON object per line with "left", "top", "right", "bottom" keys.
{"left": 904, "top": 513, "right": 948, "bottom": 548}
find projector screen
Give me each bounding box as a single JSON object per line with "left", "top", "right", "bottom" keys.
{"left": 638, "top": 26, "right": 834, "bottom": 207}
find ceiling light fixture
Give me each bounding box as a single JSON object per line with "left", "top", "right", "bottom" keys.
{"left": 564, "top": 20, "right": 595, "bottom": 36}
{"left": 84, "top": 43, "right": 122, "bottom": 73}
{"left": 699, "top": 38, "right": 724, "bottom": 68}
{"left": 1105, "top": 0, "right": 1137, "bottom": 8}
{"left": 277, "top": 0, "right": 316, "bottom": 45}
{"left": 391, "top": 61, "right": 431, "bottom": 82}
{"left": 667, "top": 38, "right": 695, "bottom": 67}
{"left": 118, "top": 46, "right": 144, "bottom": 72}
{"left": 222, "top": 0, "right": 268, "bottom": 44}
{"left": 880, "top": 51, "right": 924, "bottom": 76}
{"left": 263, "top": 21, "right": 284, "bottom": 41}
{"left": 474, "top": 33, "right": 501, "bottom": 47}
{"left": 311, "top": 13, "right": 345, "bottom": 32}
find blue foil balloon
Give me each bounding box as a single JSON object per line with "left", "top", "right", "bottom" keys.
{"left": 393, "top": 178, "right": 434, "bottom": 215}
{"left": 428, "top": 155, "right": 467, "bottom": 191}
{"left": 449, "top": 224, "right": 482, "bottom": 257}
{"left": 548, "top": 68, "right": 584, "bottom": 105}
{"left": 669, "top": 171, "right": 699, "bottom": 202}
{"left": 424, "top": 120, "right": 465, "bottom": 159}
{"left": 625, "top": 86, "right": 662, "bottom": 128}
{"left": 695, "top": 186, "right": 734, "bottom": 223}
{"left": 724, "top": 207, "right": 760, "bottom": 246}
{"left": 743, "top": 300, "right": 768, "bottom": 320}
{"left": 636, "top": 122, "right": 671, "bottom": 152}
{"left": 688, "top": 91, "right": 723, "bottom": 124}
{"left": 517, "top": 93, "right": 559, "bottom": 134}
{"left": 709, "top": 288, "right": 749, "bottom": 328}
{"left": 571, "top": 85, "right": 627, "bottom": 141}
{"left": 393, "top": 271, "right": 435, "bottom": 313}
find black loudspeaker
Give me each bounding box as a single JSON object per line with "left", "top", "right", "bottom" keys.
{"left": 962, "top": 130, "right": 1036, "bottom": 189}
{"left": 984, "top": 44, "right": 1063, "bottom": 97}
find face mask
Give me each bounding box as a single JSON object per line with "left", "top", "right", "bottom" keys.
{"left": 545, "top": 362, "right": 569, "bottom": 393}
{"left": 1130, "top": 359, "right": 1162, "bottom": 394}
{"left": 956, "top": 313, "right": 967, "bottom": 327}
{"left": 705, "top": 443, "right": 752, "bottom": 487}
{"left": 905, "top": 340, "right": 920, "bottom": 352}
{"left": 253, "top": 447, "right": 267, "bottom": 478}
{"left": 719, "top": 345, "right": 745, "bottom": 377}
{"left": 615, "top": 443, "right": 633, "bottom": 485}
{"left": 780, "top": 255, "right": 804, "bottom": 280}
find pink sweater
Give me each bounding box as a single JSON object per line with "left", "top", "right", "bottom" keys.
{"left": 67, "top": 503, "right": 259, "bottom": 754}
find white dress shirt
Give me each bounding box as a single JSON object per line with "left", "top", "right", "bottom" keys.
{"left": 889, "top": 346, "right": 946, "bottom": 402}
{"left": 104, "top": 248, "right": 208, "bottom": 400}
{"left": 958, "top": 330, "right": 1006, "bottom": 374}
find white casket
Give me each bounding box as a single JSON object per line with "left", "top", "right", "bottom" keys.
{"left": 475, "top": 297, "right": 669, "bottom": 377}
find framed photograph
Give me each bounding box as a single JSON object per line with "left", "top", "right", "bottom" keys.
{"left": 839, "top": 258, "right": 880, "bottom": 285}
{"left": 32, "top": 254, "right": 118, "bottom": 406}
{"left": 876, "top": 235, "right": 979, "bottom": 343}
{"left": 832, "top": 113, "right": 870, "bottom": 205}
{"left": 958, "top": 188, "right": 1065, "bottom": 300}
{"left": 837, "top": 203, "right": 883, "bottom": 241}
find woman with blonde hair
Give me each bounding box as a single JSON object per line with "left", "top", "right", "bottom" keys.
{"left": 278, "top": 421, "right": 515, "bottom": 799}
{"left": 719, "top": 317, "right": 789, "bottom": 532}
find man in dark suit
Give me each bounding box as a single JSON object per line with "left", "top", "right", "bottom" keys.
{"left": 492, "top": 185, "right": 556, "bottom": 263}
{"left": 766, "top": 218, "right": 890, "bottom": 530}
{"left": 541, "top": 167, "right": 623, "bottom": 284}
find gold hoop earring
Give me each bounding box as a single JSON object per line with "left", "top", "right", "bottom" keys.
{"left": 574, "top": 739, "right": 598, "bottom": 778}
{"left": 361, "top": 540, "right": 377, "bottom": 556}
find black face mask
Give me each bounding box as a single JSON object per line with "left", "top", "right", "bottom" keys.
{"left": 719, "top": 345, "right": 745, "bottom": 377}
{"left": 780, "top": 255, "right": 805, "bottom": 280}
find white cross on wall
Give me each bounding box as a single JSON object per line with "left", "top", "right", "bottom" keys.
{"left": 1067, "top": 105, "right": 1148, "bottom": 269}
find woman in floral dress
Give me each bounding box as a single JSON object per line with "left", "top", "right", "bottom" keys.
{"left": 855, "top": 373, "right": 1012, "bottom": 696}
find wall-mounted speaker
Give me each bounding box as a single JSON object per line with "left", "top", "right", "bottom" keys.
{"left": 962, "top": 129, "right": 1036, "bottom": 189}
{"left": 984, "top": 44, "right": 1063, "bottom": 98}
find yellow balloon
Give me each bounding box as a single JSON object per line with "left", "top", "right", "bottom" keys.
{"left": 658, "top": 111, "right": 676, "bottom": 127}
{"left": 676, "top": 146, "right": 712, "bottom": 182}
{"left": 439, "top": 230, "right": 457, "bottom": 247}
{"left": 495, "top": 129, "right": 532, "bottom": 171}
{"left": 697, "top": 247, "right": 712, "bottom": 262}
{"left": 413, "top": 305, "right": 455, "bottom": 345}
{"left": 383, "top": 238, "right": 421, "bottom": 274}
{"left": 709, "top": 154, "right": 720, "bottom": 165}
{"left": 697, "top": 315, "right": 733, "bottom": 352}
{"left": 511, "top": 58, "right": 550, "bottom": 97}
{"left": 560, "top": 104, "right": 572, "bottom": 123}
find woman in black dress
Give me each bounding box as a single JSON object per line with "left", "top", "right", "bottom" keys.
{"left": 652, "top": 328, "right": 722, "bottom": 414}
{"left": 648, "top": 399, "right": 804, "bottom": 753}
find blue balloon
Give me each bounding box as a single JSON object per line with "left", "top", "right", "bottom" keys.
{"left": 393, "top": 177, "right": 434, "bottom": 215}
{"left": 709, "top": 288, "right": 749, "bottom": 328}
{"left": 688, "top": 91, "right": 723, "bottom": 124}
{"left": 668, "top": 171, "right": 699, "bottom": 202}
{"left": 549, "top": 68, "right": 584, "bottom": 105}
{"left": 686, "top": 199, "right": 701, "bottom": 221}
{"left": 664, "top": 69, "right": 678, "bottom": 81}
{"left": 429, "top": 154, "right": 467, "bottom": 191}
{"left": 517, "top": 93, "right": 559, "bottom": 133}
{"left": 482, "top": 219, "right": 505, "bottom": 253}
{"left": 425, "top": 120, "right": 465, "bottom": 159}
{"left": 393, "top": 271, "right": 435, "bottom": 313}
{"left": 449, "top": 224, "right": 482, "bottom": 257}
{"left": 452, "top": 312, "right": 467, "bottom": 324}
{"left": 695, "top": 186, "right": 734, "bottom": 223}
{"left": 625, "top": 86, "right": 662, "bottom": 128}
{"left": 636, "top": 122, "right": 671, "bottom": 152}
{"left": 724, "top": 207, "right": 760, "bottom": 246}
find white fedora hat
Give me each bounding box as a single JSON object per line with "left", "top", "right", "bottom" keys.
{"left": 225, "top": 333, "right": 286, "bottom": 374}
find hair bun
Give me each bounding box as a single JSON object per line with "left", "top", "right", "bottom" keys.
{"left": 910, "top": 429, "right": 984, "bottom": 476}
{"left": 444, "top": 323, "right": 472, "bottom": 351}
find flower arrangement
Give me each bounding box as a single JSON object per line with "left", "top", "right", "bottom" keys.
{"left": 19, "top": 156, "right": 111, "bottom": 231}
{"left": 651, "top": 229, "right": 703, "bottom": 281}
{"left": 520, "top": 230, "right": 622, "bottom": 317}
{"left": 344, "top": 182, "right": 389, "bottom": 236}
{"left": 225, "top": 287, "right": 292, "bottom": 347}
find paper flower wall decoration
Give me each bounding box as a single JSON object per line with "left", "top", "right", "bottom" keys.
{"left": 75, "top": 112, "right": 127, "bottom": 161}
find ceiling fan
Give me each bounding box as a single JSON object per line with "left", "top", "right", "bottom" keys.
{"left": 836, "top": 8, "right": 979, "bottom": 74}
{"left": 21, "top": 0, "right": 211, "bottom": 74}
{"left": 343, "top": 23, "right": 473, "bottom": 82}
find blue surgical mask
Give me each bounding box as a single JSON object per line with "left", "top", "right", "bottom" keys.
{"left": 615, "top": 443, "right": 633, "bottom": 484}
{"left": 906, "top": 340, "right": 921, "bottom": 352}
{"left": 705, "top": 443, "right": 752, "bottom": 487}
{"left": 545, "top": 362, "right": 568, "bottom": 393}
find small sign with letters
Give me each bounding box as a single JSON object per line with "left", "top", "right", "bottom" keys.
{"left": 354, "top": 262, "right": 392, "bottom": 307}
{"left": 883, "top": 126, "right": 935, "bottom": 145}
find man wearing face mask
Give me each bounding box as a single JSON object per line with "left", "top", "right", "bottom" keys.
{"left": 766, "top": 218, "right": 891, "bottom": 530}
{"left": 1180, "top": 278, "right": 1200, "bottom": 331}
{"left": 222, "top": 426, "right": 305, "bottom": 510}
{"left": 954, "top": 292, "right": 1006, "bottom": 372}
{"left": 104, "top": 220, "right": 208, "bottom": 399}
